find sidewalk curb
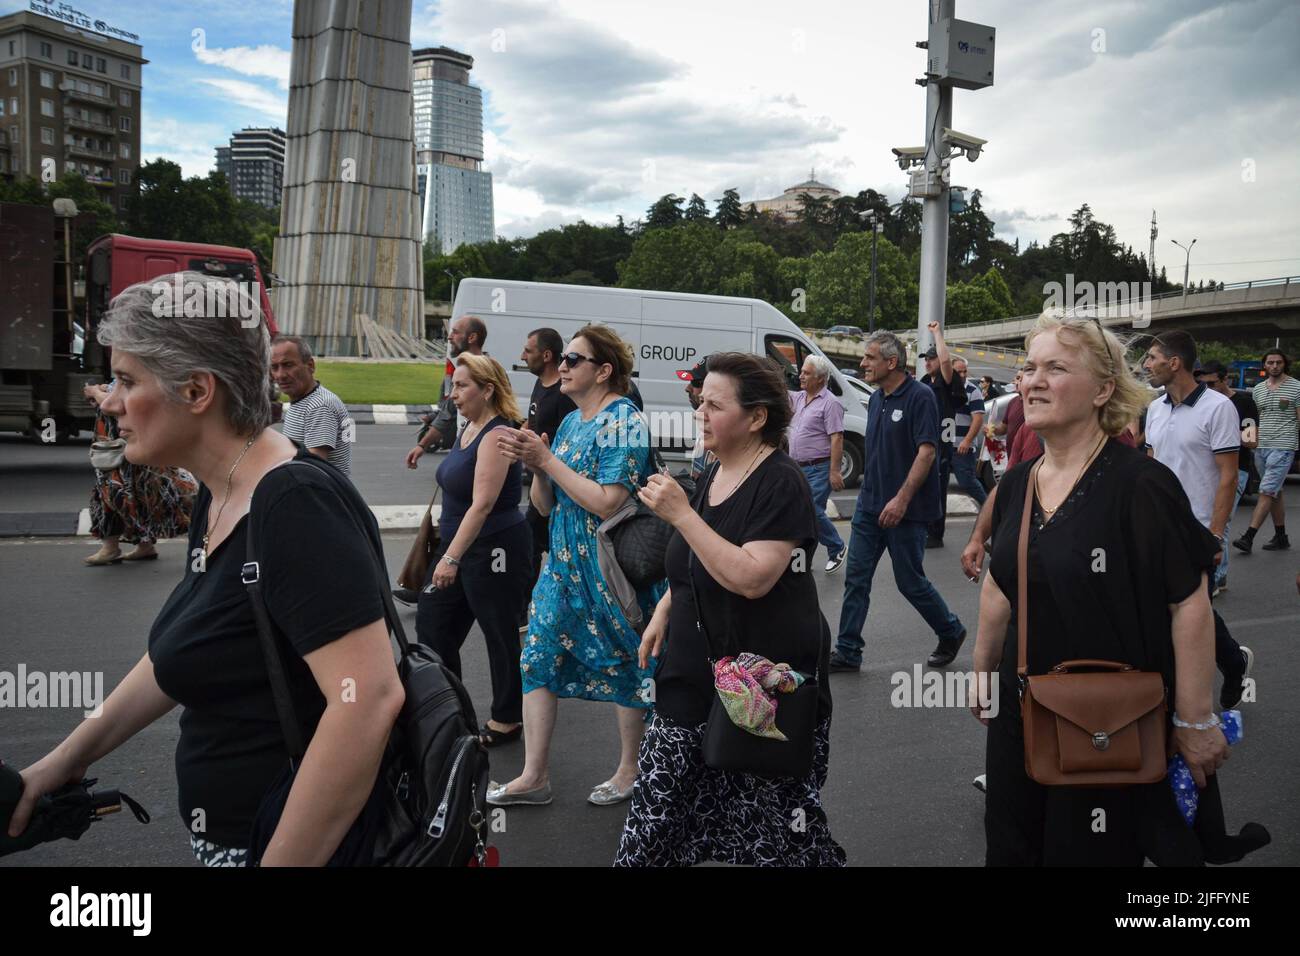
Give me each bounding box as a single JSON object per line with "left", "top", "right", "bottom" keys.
{"left": 344, "top": 403, "right": 433, "bottom": 426}
{"left": 2, "top": 504, "right": 442, "bottom": 538}
{"left": 824, "top": 494, "right": 980, "bottom": 521}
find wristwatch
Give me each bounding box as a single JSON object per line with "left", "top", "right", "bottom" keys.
{"left": 442, "top": 554, "right": 461, "bottom": 567}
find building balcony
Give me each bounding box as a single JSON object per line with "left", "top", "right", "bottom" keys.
{"left": 85, "top": 175, "right": 116, "bottom": 188}
{"left": 66, "top": 144, "right": 115, "bottom": 161}
{"left": 66, "top": 116, "right": 115, "bottom": 135}
{"left": 60, "top": 83, "right": 112, "bottom": 106}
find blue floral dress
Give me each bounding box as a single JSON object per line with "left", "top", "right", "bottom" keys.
{"left": 521, "top": 396, "right": 666, "bottom": 707}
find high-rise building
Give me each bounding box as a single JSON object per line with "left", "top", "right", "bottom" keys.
{"left": 0, "top": 9, "right": 145, "bottom": 213}
{"left": 214, "top": 127, "right": 285, "bottom": 208}
{"left": 412, "top": 46, "right": 493, "bottom": 254}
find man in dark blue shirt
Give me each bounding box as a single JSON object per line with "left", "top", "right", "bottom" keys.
{"left": 832, "top": 330, "right": 967, "bottom": 671}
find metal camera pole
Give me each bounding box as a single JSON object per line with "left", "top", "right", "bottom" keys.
{"left": 916, "top": 0, "right": 956, "bottom": 352}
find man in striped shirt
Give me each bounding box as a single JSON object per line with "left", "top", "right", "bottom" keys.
{"left": 1234, "top": 349, "right": 1300, "bottom": 553}
{"left": 272, "top": 335, "right": 353, "bottom": 476}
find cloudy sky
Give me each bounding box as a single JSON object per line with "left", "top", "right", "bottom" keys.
{"left": 59, "top": 0, "right": 1300, "bottom": 283}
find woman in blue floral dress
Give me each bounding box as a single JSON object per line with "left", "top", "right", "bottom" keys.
{"left": 491, "top": 325, "right": 665, "bottom": 808}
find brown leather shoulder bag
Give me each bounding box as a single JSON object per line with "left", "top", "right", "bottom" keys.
{"left": 1017, "top": 458, "right": 1168, "bottom": 786}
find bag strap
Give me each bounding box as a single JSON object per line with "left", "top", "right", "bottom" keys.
{"left": 1016, "top": 458, "right": 1042, "bottom": 680}
{"left": 242, "top": 456, "right": 413, "bottom": 762}
{"left": 686, "top": 461, "right": 726, "bottom": 662}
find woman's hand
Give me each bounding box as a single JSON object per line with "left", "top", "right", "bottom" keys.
{"left": 1173, "top": 724, "right": 1230, "bottom": 789}
{"left": 499, "top": 428, "right": 552, "bottom": 470}
{"left": 405, "top": 445, "right": 425, "bottom": 469}
{"left": 8, "top": 749, "right": 88, "bottom": 838}
{"left": 637, "top": 613, "right": 668, "bottom": 670}
{"left": 638, "top": 473, "right": 691, "bottom": 526}
{"left": 431, "top": 556, "right": 458, "bottom": 591}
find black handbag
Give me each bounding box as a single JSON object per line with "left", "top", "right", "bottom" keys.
{"left": 242, "top": 457, "right": 490, "bottom": 867}
{"left": 607, "top": 450, "right": 695, "bottom": 589}
{"left": 688, "top": 464, "right": 820, "bottom": 780}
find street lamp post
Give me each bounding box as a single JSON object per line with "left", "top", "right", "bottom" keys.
{"left": 443, "top": 269, "right": 457, "bottom": 306}
{"left": 1171, "top": 238, "right": 1196, "bottom": 305}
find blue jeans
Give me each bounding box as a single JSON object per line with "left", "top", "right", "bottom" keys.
{"left": 951, "top": 447, "right": 988, "bottom": 507}
{"left": 801, "top": 462, "right": 845, "bottom": 561}
{"left": 1216, "top": 469, "right": 1249, "bottom": 587}
{"left": 835, "top": 504, "right": 963, "bottom": 664}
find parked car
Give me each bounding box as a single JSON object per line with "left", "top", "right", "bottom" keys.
{"left": 826, "top": 324, "right": 865, "bottom": 338}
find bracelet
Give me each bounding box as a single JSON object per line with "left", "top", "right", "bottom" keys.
{"left": 1171, "top": 711, "right": 1221, "bottom": 731}
{"left": 442, "top": 554, "right": 461, "bottom": 567}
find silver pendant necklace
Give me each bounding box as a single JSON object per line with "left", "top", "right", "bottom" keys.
{"left": 201, "top": 435, "right": 257, "bottom": 563}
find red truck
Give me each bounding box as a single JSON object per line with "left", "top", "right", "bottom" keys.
{"left": 0, "top": 200, "right": 278, "bottom": 440}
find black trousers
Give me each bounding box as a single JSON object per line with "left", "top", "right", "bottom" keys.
{"left": 928, "top": 445, "right": 954, "bottom": 541}
{"left": 416, "top": 520, "right": 531, "bottom": 724}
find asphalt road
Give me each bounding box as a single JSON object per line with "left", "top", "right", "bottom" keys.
{"left": 1, "top": 428, "right": 1296, "bottom": 866}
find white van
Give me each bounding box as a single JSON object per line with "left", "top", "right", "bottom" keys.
{"left": 450, "top": 278, "right": 868, "bottom": 485}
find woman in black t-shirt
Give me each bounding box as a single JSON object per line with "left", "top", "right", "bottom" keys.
{"left": 7, "top": 273, "right": 404, "bottom": 866}
{"left": 972, "top": 316, "right": 1230, "bottom": 866}
{"left": 615, "top": 352, "right": 844, "bottom": 867}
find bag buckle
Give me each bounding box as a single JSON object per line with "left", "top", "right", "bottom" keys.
{"left": 241, "top": 561, "right": 261, "bottom": 585}
{"left": 1091, "top": 731, "right": 1110, "bottom": 751}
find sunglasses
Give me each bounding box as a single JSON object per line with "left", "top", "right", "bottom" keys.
{"left": 560, "top": 352, "right": 602, "bottom": 369}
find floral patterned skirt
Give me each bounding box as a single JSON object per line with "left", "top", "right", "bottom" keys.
{"left": 89, "top": 414, "right": 196, "bottom": 543}
{"left": 614, "top": 713, "right": 846, "bottom": 867}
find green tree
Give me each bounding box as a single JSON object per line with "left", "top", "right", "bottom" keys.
{"left": 972, "top": 265, "right": 1015, "bottom": 316}
{"left": 945, "top": 281, "right": 1000, "bottom": 326}
{"left": 715, "top": 237, "right": 782, "bottom": 300}
{"left": 714, "top": 188, "right": 744, "bottom": 228}
{"left": 616, "top": 221, "right": 721, "bottom": 292}
{"left": 644, "top": 193, "right": 685, "bottom": 229}
{"left": 684, "top": 193, "right": 710, "bottom": 222}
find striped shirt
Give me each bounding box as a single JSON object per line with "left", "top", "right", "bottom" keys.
{"left": 1252, "top": 377, "right": 1300, "bottom": 450}
{"left": 283, "top": 383, "right": 353, "bottom": 475}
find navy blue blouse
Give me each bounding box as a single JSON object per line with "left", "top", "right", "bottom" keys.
{"left": 435, "top": 416, "right": 525, "bottom": 541}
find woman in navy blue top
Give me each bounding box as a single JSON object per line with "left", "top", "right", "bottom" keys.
{"left": 417, "top": 355, "right": 530, "bottom": 746}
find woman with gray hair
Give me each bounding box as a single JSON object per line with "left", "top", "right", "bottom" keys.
{"left": 7, "top": 272, "right": 404, "bottom": 866}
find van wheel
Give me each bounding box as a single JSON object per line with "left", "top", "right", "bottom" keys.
{"left": 841, "top": 438, "right": 864, "bottom": 488}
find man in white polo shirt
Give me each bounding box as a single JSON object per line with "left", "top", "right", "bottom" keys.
{"left": 1142, "top": 330, "right": 1252, "bottom": 708}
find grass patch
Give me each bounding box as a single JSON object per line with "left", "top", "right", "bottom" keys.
{"left": 313, "top": 362, "right": 444, "bottom": 406}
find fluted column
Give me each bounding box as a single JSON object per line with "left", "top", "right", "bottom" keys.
{"left": 272, "top": 0, "right": 424, "bottom": 355}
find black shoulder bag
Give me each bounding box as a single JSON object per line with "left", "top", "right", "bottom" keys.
{"left": 241, "top": 457, "right": 490, "bottom": 866}
{"left": 607, "top": 447, "right": 695, "bottom": 589}
{"left": 690, "top": 462, "right": 820, "bottom": 780}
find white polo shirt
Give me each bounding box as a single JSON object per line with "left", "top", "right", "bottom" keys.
{"left": 1145, "top": 384, "right": 1239, "bottom": 530}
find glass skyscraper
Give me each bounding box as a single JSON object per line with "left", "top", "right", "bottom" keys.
{"left": 412, "top": 46, "right": 494, "bottom": 254}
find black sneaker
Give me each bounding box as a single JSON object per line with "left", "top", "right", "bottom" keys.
{"left": 824, "top": 548, "right": 847, "bottom": 573}
{"left": 927, "top": 628, "right": 967, "bottom": 667}
{"left": 828, "top": 650, "right": 861, "bottom": 673}
{"left": 392, "top": 587, "right": 421, "bottom": 606}
{"left": 1232, "top": 533, "right": 1254, "bottom": 554}
{"left": 1262, "top": 533, "right": 1290, "bottom": 551}
{"left": 1220, "top": 645, "right": 1254, "bottom": 711}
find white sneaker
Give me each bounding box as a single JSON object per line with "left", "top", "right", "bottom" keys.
{"left": 824, "top": 549, "right": 847, "bottom": 573}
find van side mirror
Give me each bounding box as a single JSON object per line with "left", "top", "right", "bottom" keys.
{"left": 90, "top": 248, "right": 109, "bottom": 285}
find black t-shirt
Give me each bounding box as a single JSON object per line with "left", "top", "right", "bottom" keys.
{"left": 988, "top": 440, "right": 1218, "bottom": 688}
{"left": 1228, "top": 390, "right": 1258, "bottom": 472}
{"left": 148, "top": 449, "right": 386, "bottom": 848}
{"left": 527, "top": 378, "right": 577, "bottom": 442}
{"left": 920, "top": 371, "right": 967, "bottom": 449}
{"left": 653, "top": 451, "right": 833, "bottom": 727}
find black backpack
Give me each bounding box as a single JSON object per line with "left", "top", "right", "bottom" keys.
{"left": 242, "top": 455, "right": 490, "bottom": 866}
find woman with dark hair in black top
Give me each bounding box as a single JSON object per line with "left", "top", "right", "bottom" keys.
{"left": 615, "top": 352, "right": 844, "bottom": 867}
{"left": 417, "top": 354, "right": 530, "bottom": 747}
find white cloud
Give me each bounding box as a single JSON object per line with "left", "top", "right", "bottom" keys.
{"left": 197, "top": 78, "right": 287, "bottom": 123}
{"left": 194, "top": 45, "right": 292, "bottom": 89}
{"left": 140, "top": 116, "right": 231, "bottom": 177}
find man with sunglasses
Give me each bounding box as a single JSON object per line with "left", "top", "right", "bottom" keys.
{"left": 1195, "top": 360, "right": 1257, "bottom": 594}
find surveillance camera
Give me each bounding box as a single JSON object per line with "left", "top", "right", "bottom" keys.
{"left": 942, "top": 128, "right": 987, "bottom": 159}
{"left": 892, "top": 146, "right": 926, "bottom": 161}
